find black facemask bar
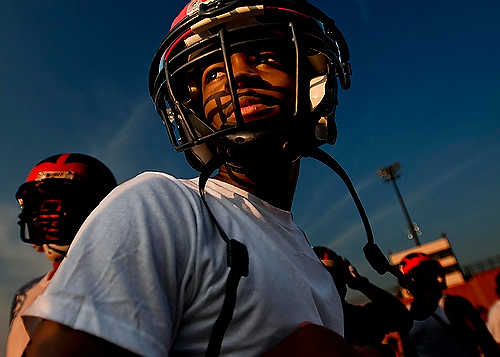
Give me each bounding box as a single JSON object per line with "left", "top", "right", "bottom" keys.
{"left": 163, "top": 25, "right": 298, "bottom": 148}
{"left": 16, "top": 179, "right": 96, "bottom": 246}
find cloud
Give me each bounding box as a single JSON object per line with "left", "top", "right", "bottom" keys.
{"left": 304, "top": 176, "right": 378, "bottom": 236}
{"left": 85, "top": 97, "right": 190, "bottom": 183}
{"left": 405, "top": 155, "right": 482, "bottom": 205}
{"left": 325, "top": 153, "right": 483, "bottom": 248}
{"left": 99, "top": 100, "right": 151, "bottom": 161}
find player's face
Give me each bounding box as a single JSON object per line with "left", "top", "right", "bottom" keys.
{"left": 29, "top": 198, "right": 65, "bottom": 240}
{"left": 411, "top": 267, "right": 443, "bottom": 301}
{"left": 201, "top": 49, "right": 295, "bottom": 129}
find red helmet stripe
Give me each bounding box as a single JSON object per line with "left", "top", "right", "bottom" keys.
{"left": 171, "top": 5, "right": 189, "bottom": 30}
{"left": 162, "top": 29, "right": 194, "bottom": 62}
{"left": 400, "top": 254, "right": 431, "bottom": 274}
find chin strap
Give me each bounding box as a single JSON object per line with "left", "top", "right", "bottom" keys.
{"left": 197, "top": 146, "right": 407, "bottom": 357}
{"left": 199, "top": 155, "right": 249, "bottom": 357}
{"left": 46, "top": 244, "right": 69, "bottom": 257}
{"left": 305, "top": 147, "right": 405, "bottom": 283}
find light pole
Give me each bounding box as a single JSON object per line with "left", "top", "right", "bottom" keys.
{"left": 377, "top": 162, "right": 421, "bottom": 246}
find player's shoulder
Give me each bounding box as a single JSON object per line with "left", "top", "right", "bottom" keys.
{"left": 492, "top": 300, "right": 500, "bottom": 310}
{"left": 93, "top": 171, "right": 208, "bottom": 230}
{"left": 10, "top": 275, "right": 45, "bottom": 324}
{"left": 14, "top": 275, "right": 45, "bottom": 296}
{"left": 444, "top": 294, "right": 477, "bottom": 318}
{"left": 120, "top": 171, "right": 189, "bottom": 189}
{"left": 445, "top": 294, "right": 473, "bottom": 308}
{"left": 108, "top": 171, "right": 200, "bottom": 202}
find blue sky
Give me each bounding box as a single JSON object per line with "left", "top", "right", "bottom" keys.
{"left": 2, "top": 0, "right": 500, "bottom": 350}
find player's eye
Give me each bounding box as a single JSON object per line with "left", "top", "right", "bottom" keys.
{"left": 204, "top": 67, "right": 226, "bottom": 84}
{"left": 255, "top": 51, "right": 284, "bottom": 66}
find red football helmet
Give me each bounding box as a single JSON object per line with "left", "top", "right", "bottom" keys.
{"left": 16, "top": 153, "right": 117, "bottom": 246}
{"left": 149, "top": 0, "right": 351, "bottom": 171}
{"left": 399, "top": 252, "right": 446, "bottom": 292}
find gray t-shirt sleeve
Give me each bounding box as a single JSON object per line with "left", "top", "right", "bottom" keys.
{"left": 23, "top": 172, "right": 200, "bottom": 357}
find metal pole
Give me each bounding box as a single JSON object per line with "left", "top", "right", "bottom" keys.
{"left": 390, "top": 177, "right": 421, "bottom": 246}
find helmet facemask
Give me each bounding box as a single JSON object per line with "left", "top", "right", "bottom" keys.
{"left": 16, "top": 179, "right": 97, "bottom": 246}
{"left": 150, "top": 1, "right": 351, "bottom": 172}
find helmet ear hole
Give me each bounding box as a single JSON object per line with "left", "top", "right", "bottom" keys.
{"left": 307, "top": 60, "right": 338, "bottom": 114}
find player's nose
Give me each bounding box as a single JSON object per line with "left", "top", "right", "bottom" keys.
{"left": 228, "top": 52, "right": 260, "bottom": 90}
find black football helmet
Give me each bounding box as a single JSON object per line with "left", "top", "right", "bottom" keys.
{"left": 16, "top": 153, "right": 117, "bottom": 246}
{"left": 149, "top": 0, "right": 351, "bottom": 172}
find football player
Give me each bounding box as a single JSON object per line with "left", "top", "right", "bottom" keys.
{"left": 24, "top": 1, "right": 389, "bottom": 356}
{"left": 401, "top": 253, "right": 499, "bottom": 357}
{"left": 6, "top": 153, "right": 116, "bottom": 357}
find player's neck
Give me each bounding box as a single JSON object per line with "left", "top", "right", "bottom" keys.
{"left": 215, "top": 161, "right": 299, "bottom": 211}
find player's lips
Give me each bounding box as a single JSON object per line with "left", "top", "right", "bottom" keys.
{"left": 226, "top": 97, "right": 280, "bottom": 121}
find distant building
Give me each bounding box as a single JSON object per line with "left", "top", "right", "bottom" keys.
{"left": 388, "top": 236, "right": 500, "bottom": 311}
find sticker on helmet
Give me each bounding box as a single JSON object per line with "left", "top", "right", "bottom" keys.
{"left": 35, "top": 171, "right": 77, "bottom": 181}
{"left": 187, "top": 0, "right": 217, "bottom": 17}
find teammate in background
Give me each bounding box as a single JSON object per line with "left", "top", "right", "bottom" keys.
{"left": 24, "top": 1, "right": 390, "bottom": 356}
{"left": 314, "top": 246, "right": 412, "bottom": 347}
{"left": 486, "top": 272, "right": 500, "bottom": 344}
{"left": 400, "top": 253, "right": 499, "bottom": 357}
{"left": 6, "top": 153, "right": 116, "bottom": 357}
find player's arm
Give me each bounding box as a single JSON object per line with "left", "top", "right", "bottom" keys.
{"left": 460, "top": 299, "right": 500, "bottom": 357}
{"left": 25, "top": 319, "right": 139, "bottom": 357}
{"left": 343, "top": 259, "right": 413, "bottom": 333}
{"left": 262, "top": 324, "right": 394, "bottom": 357}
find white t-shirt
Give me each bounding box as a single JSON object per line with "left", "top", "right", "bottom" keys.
{"left": 24, "top": 172, "right": 343, "bottom": 356}
{"left": 487, "top": 300, "right": 500, "bottom": 343}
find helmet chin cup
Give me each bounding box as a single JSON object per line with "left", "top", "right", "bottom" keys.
{"left": 216, "top": 128, "right": 298, "bottom": 173}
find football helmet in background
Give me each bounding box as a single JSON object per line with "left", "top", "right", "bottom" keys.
{"left": 16, "top": 153, "right": 117, "bottom": 247}
{"left": 399, "top": 252, "right": 447, "bottom": 294}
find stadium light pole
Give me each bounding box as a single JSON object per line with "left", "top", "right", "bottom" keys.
{"left": 377, "top": 162, "right": 421, "bottom": 246}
